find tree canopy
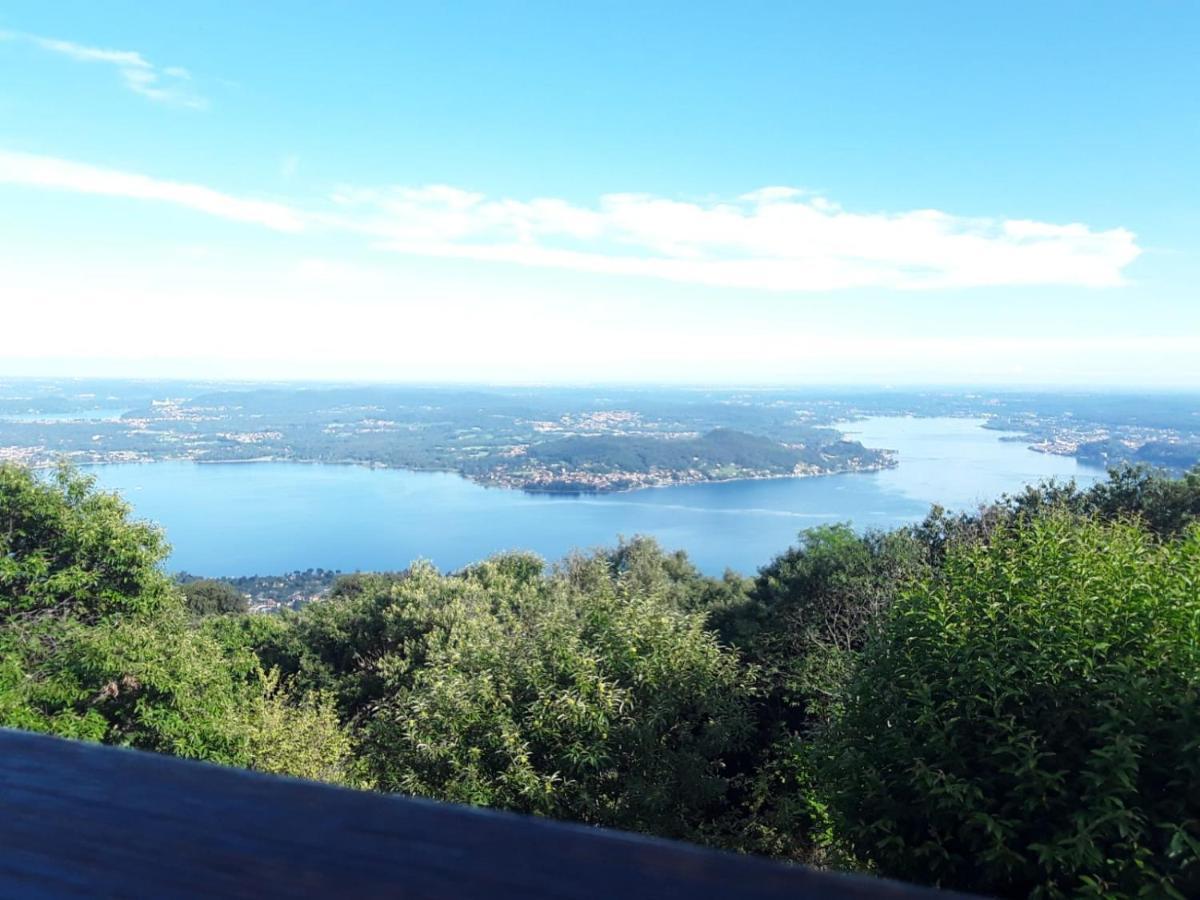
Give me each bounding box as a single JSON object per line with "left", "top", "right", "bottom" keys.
{"left": 0, "top": 464, "right": 349, "bottom": 781}
{"left": 825, "top": 513, "right": 1200, "bottom": 896}
{"left": 181, "top": 578, "right": 249, "bottom": 616}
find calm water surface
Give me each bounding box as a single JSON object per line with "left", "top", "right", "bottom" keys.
{"left": 88, "top": 417, "right": 1104, "bottom": 576}
{"left": 2, "top": 409, "right": 129, "bottom": 423}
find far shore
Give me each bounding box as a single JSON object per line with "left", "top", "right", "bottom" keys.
{"left": 50, "top": 453, "right": 897, "bottom": 496}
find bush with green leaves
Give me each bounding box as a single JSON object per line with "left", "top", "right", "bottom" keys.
{"left": 1082, "top": 464, "right": 1200, "bottom": 536}
{"left": 720, "top": 524, "right": 926, "bottom": 723}
{"left": 701, "top": 525, "right": 926, "bottom": 862}
{"left": 261, "top": 550, "right": 754, "bottom": 841}
{"left": 180, "top": 578, "right": 249, "bottom": 616}
{"left": 0, "top": 463, "right": 350, "bottom": 782}
{"left": 823, "top": 512, "right": 1200, "bottom": 897}
{"left": 909, "top": 464, "right": 1200, "bottom": 568}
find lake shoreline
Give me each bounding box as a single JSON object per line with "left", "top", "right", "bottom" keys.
{"left": 69, "top": 452, "right": 899, "bottom": 497}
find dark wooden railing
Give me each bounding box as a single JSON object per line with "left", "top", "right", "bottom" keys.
{"left": 0, "top": 728, "right": 963, "bottom": 898}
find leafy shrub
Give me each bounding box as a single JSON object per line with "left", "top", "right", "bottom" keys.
{"left": 824, "top": 513, "right": 1200, "bottom": 897}
{"left": 701, "top": 525, "right": 925, "bottom": 863}
{"left": 725, "top": 525, "right": 925, "bottom": 715}
{"left": 180, "top": 578, "right": 249, "bottom": 616}
{"left": 320, "top": 553, "right": 754, "bottom": 841}
{"left": 0, "top": 464, "right": 351, "bottom": 783}
{"left": 0, "top": 463, "right": 174, "bottom": 624}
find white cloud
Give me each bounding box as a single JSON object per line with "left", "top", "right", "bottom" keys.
{"left": 0, "top": 151, "right": 306, "bottom": 232}
{"left": 0, "top": 30, "right": 206, "bottom": 108}
{"left": 0, "top": 149, "right": 1141, "bottom": 291}
{"left": 341, "top": 184, "right": 1141, "bottom": 291}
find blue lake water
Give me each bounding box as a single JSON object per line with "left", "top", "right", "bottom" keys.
{"left": 1, "top": 409, "right": 129, "bottom": 422}
{"left": 87, "top": 417, "right": 1104, "bottom": 577}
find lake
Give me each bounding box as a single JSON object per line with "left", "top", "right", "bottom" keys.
{"left": 1, "top": 409, "right": 129, "bottom": 423}
{"left": 87, "top": 417, "right": 1104, "bottom": 577}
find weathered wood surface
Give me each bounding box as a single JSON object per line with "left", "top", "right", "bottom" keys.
{"left": 0, "top": 728, "right": 961, "bottom": 899}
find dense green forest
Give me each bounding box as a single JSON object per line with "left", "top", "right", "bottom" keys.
{"left": 2, "top": 462, "right": 1199, "bottom": 897}
{"left": 523, "top": 427, "right": 878, "bottom": 477}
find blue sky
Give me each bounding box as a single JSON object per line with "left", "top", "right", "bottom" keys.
{"left": 1, "top": 1, "right": 1197, "bottom": 385}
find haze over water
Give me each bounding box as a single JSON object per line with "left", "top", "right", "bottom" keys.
{"left": 89, "top": 417, "right": 1104, "bottom": 577}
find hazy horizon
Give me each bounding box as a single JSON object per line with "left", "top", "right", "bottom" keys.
{"left": 4, "top": 372, "right": 1200, "bottom": 394}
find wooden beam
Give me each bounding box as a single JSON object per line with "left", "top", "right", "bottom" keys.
{"left": 0, "top": 728, "right": 960, "bottom": 899}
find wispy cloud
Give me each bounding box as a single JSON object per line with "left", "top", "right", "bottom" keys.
{"left": 0, "top": 30, "right": 206, "bottom": 108}
{"left": 0, "top": 151, "right": 303, "bottom": 231}
{"left": 0, "top": 149, "right": 1141, "bottom": 291}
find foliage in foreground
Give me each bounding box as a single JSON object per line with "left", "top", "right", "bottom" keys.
{"left": 825, "top": 513, "right": 1200, "bottom": 897}
{"left": 233, "top": 546, "right": 753, "bottom": 841}
{"left": 0, "top": 464, "right": 350, "bottom": 781}
{"left": 2, "top": 461, "right": 1200, "bottom": 898}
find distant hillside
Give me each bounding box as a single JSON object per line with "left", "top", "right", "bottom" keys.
{"left": 481, "top": 427, "right": 892, "bottom": 492}
{"left": 526, "top": 428, "right": 803, "bottom": 471}
{"left": 1077, "top": 438, "right": 1200, "bottom": 474}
